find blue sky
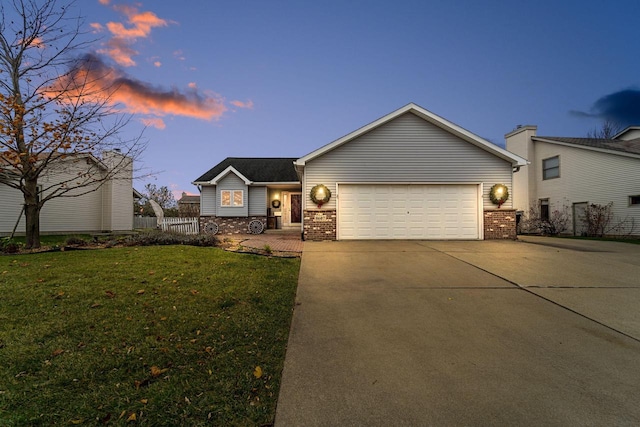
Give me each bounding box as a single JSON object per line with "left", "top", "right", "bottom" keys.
{"left": 77, "top": 0, "right": 640, "bottom": 198}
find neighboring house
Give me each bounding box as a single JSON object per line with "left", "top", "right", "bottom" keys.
{"left": 194, "top": 103, "right": 527, "bottom": 240}
{"left": 0, "top": 151, "right": 134, "bottom": 235}
{"left": 506, "top": 125, "right": 640, "bottom": 236}
{"left": 177, "top": 192, "right": 201, "bottom": 217}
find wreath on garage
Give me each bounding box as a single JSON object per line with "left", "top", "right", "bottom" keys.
{"left": 489, "top": 184, "right": 509, "bottom": 208}
{"left": 310, "top": 184, "right": 331, "bottom": 208}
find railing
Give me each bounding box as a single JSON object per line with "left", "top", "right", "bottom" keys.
{"left": 159, "top": 217, "right": 199, "bottom": 235}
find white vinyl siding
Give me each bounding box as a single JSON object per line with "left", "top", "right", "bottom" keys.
{"left": 1, "top": 153, "right": 134, "bottom": 234}
{"left": 535, "top": 143, "right": 640, "bottom": 236}
{"left": 249, "top": 186, "right": 267, "bottom": 216}
{"left": 216, "top": 174, "right": 248, "bottom": 217}
{"left": 303, "top": 112, "right": 513, "bottom": 211}
{"left": 339, "top": 184, "right": 479, "bottom": 239}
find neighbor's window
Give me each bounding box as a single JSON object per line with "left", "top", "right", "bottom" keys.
{"left": 630, "top": 195, "right": 640, "bottom": 206}
{"left": 540, "top": 199, "right": 550, "bottom": 221}
{"left": 542, "top": 156, "right": 560, "bottom": 180}
{"left": 221, "top": 190, "right": 244, "bottom": 207}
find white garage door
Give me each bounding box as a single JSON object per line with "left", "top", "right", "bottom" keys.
{"left": 338, "top": 184, "right": 479, "bottom": 240}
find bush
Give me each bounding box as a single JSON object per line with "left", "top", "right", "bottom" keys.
{"left": 518, "top": 204, "right": 570, "bottom": 236}
{"left": 0, "top": 238, "right": 22, "bottom": 254}
{"left": 121, "top": 230, "right": 219, "bottom": 247}
{"left": 65, "top": 236, "right": 88, "bottom": 246}
{"left": 581, "top": 203, "right": 636, "bottom": 237}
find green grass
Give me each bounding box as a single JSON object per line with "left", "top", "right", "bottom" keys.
{"left": 0, "top": 246, "right": 300, "bottom": 426}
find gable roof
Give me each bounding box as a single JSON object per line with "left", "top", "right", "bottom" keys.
{"left": 295, "top": 103, "right": 528, "bottom": 168}
{"left": 192, "top": 157, "right": 299, "bottom": 185}
{"left": 533, "top": 136, "right": 640, "bottom": 158}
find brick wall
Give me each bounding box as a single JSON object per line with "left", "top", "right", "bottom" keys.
{"left": 200, "top": 216, "right": 266, "bottom": 235}
{"left": 303, "top": 209, "right": 336, "bottom": 241}
{"left": 483, "top": 209, "right": 516, "bottom": 240}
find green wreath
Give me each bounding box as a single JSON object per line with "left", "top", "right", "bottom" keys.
{"left": 310, "top": 184, "right": 331, "bottom": 208}
{"left": 489, "top": 184, "right": 509, "bottom": 208}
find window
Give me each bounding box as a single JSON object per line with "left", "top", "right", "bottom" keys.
{"left": 542, "top": 156, "right": 560, "bottom": 180}
{"left": 221, "top": 190, "right": 243, "bottom": 207}
{"left": 540, "top": 199, "right": 550, "bottom": 221}
{"left": 630, "top": 195, "right": 640, "bottom": 206}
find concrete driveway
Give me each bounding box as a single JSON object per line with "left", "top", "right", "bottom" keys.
{"left": 275, "top": 238, "right": 640, "bottom": 426}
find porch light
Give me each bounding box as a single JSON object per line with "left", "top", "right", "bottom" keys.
{"left": 489, "top": 184, "right": 509, "bottom": 208}
{"left": 310, "top": 184, "right": 331, "bottom": 208}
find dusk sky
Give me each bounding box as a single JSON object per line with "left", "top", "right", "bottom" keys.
{"left": 75, "top": 0, "right": 640, "bottom": 199}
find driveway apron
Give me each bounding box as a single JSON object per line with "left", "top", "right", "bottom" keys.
{"left": 275, "top": 240, "right": 640, "bottom": 426}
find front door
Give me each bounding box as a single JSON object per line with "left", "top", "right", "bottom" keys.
{"left": 573, "top": 202, "right": 588, "bottom": 236}
{"left": 290, "top": 194, "right": 301, "bottom": 223}
{"left": 283, "top": 192, "right": 302, "bottom": 226}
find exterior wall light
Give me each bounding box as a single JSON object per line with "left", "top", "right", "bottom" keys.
{"left": 310, "top": 184, "right": 331, "bottom": 208}
{"left": 489, "top": 184, "right": 509, "bottom": 208}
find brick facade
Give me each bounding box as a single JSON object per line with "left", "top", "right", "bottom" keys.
{"left": 200, "top": 216, "right": 267, "bottom": 235}
{"left": 303, "top": 209, "right": 336, "bottom": 241}
{"left": 483, "top": 209, "right": 517, "bottom": 240}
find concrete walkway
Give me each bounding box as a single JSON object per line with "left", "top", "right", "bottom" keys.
{"left": 275, "top": 238, "right": 640, "bottom": 426}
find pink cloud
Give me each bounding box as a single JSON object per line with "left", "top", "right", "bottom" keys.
{"left": 153, "top": 61, "right": 162, "bottom": 67}
{"left": 46, "top": 54, "right": 228, "bottom": 122}
{"left": 95, "top": 3, "right": 169, "bottom": 67}
{"left": 140, "top": 117, "right": 166, "bottom": 129}
{"left": 231, "top": 100, "right": 254, "bottom": 109}
{"left": 99, "top": 0, "right": 110, "bottom": 5}
{"left": 188, "top": 82, "right": 197, "bottom": 89}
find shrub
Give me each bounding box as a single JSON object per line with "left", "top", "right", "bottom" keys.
{"left": 518, "top": 204, "right": 570, "bottom": 236}
{"left": 122, "top": 230, "right": 219, "bottom": 247}
{"left": 0, "top": 238, "right": 22, "bottom": 254}
{"left": 65, "top": 236, "right": 88, "bottom": 246}
{"left": 581, "top": 203, "right": 636, "bottom": 237}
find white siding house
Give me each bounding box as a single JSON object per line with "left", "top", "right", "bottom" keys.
{"left": 506, "top": 125, "right": 640, "bottom": 236}
{"left": 0, "top": 151, "right": 134, "bottom": 235}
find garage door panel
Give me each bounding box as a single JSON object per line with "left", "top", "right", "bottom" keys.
{"left": 338, "top": 184, "right": 479, "bottom": 240}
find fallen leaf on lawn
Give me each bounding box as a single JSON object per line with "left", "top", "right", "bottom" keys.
{"left": 184, "top": 396, "right": 191, "bottom": 404}
{"left": 37, "top": 278, "right": 44, "bottom": 283}
{"left": 126, "top": 412, "right": 136, "bottom": 422}
{"left": 140, "top": 399, "right": 148, "bottom": 404}
{"left": 51, "top": 348, "right": 64, "bottom": 357}
{"left": 119, "top": 410, "right": 126, "bottom": 419}
{"left": 70, "top": 419, "right": 83, "bottom": 424}
{"left": 137, "top": 289, "right": 145, "bottom": 295}
{"left": 162, "top": 277, "right": 168, "bottom": 281}
{"left": 160, "top": 316, "right": 167, "bottom": 321}
{"left": 253, "top": 366, "right": 263, "bottom": 379}
{"left": 172, "top": 280, "right": 177, "bottom": 284}
{"left": 1, "top": 271, "right": 7, "bottom": 274}
{"left": 105, "top": 290, "right": 116, "bottom": 298}
{"left": 148, "top": 271, "right": 155, "bottom": 275}
{"left": 43, "top": 264, "right": 51, "bottom": 268}
{"left": 150, "top": 366, "right": 168, "bottom": 377}
{"left": 190, "top": 289, "right": 199, "bottom": 295}
{"left": 91, "top": 303, "right": 101, "bottom": 309}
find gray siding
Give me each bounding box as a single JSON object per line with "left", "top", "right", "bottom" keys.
{"left": 200, "top": 186, "right": 216, "bottom": 215}
{"left": 249, "top": 186, "right": 267, "bottom": 216}
{"left": 304, "top": 112, "right": 513, "bottom": 210}
{"left": 216, "top": 174, "right": 248, "bottom": 217}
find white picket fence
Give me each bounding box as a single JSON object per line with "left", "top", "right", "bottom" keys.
{"left": 159, "top": 217, "right": 199, "bottom": 235}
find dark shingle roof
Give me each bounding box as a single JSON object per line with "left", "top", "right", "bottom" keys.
{"left": 193, "top": 157, "right": 299, "bottom": 183}
{"left": 178, "top": 195, "right": 200, "bottom": 204}
{"left": 534, "top": 136, "right": 640, "bottom": 156}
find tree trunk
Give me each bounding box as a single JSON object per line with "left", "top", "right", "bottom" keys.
{"left": 24, "top": 179, "right": 41, "bottom": 249}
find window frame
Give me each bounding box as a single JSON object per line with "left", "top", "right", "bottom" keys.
{"left": 542, "top": 155, "right": 560, "bottom": 180}
{"left": 220, "top": 189, "right": 244, "bottom": 207}
{"left": 630, "top": 195, "right": 640, "bottom": 206}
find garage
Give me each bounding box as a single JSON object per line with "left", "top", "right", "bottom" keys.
{"left": 338, "top": 184, "right": 480, "bottom": 239}
{"left": 294, "top": 103, "right": 527, "bottom": 241}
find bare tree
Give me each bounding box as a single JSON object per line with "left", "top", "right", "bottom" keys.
{"left": 0, "top": 0, "right": 145, "bottom": 248}
{"left": 586, "top": 118, "right": 625, "bottom": 139}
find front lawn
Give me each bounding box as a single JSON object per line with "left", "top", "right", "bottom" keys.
{"left": 0, "top": 246, "right": 300, "bottom": 425}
